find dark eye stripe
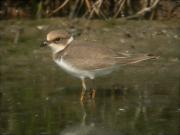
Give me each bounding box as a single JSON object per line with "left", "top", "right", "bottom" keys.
{"left": 53, "top": 37, "right": 61, "bottom": 41}
{"left": 53, "top": 37, "right": 69, "bottom": 42}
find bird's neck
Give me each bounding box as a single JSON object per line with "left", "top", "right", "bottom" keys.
{"left": 52, "top": 36, "right": 74, "bottom": 60}
{"left": 51, "top": 36, "right": 74, "bottom": 54}
{"left": 50, "top": 44, "right": 66, "bottom": 54}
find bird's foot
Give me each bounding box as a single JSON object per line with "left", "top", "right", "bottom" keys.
{"left": 80, "top": 90, "right": 85, "bottom": 101}
{"left": 80, "top": 89, "right": 96, "bottom": 102}
{"left": 91, "top": 89, "right": 96, "bottom": 99}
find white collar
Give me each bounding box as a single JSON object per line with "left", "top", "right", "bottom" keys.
{"left": 66, "top": 36, "right": 74, "bottom": 45}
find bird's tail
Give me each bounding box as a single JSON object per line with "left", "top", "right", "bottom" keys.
{"left": 117, "top": 54, "right": 159, "bottom": 65}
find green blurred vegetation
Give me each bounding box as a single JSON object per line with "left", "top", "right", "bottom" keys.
{"left": 0, "top": 0, "right": 180, "bottom": 19}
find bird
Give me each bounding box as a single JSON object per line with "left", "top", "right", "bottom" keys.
{"left": 41, "top": 30, "right": 157, "bottom": 101}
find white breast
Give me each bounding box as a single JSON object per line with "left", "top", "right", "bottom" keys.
{"left": 54, "top": 58, "right": 95, "bottom": 79}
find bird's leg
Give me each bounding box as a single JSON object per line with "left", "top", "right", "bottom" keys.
{"left": 91, "top": 79, "right": 96, "bottom": 99}
{"left": 92, "top": 89, "right": 96, "bottom": 99}
{"left": 80, "top": 78, "right": 86, "bottom": 101}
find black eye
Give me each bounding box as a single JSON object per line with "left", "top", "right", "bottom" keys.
{"left": 54, "top": 38, "right": 61, "bottom": 41}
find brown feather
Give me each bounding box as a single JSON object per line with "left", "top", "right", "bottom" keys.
{"left": 54, "top": 42, "right": 156, "bottom": 70}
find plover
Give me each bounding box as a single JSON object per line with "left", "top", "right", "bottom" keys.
{"left": 41, "top": 30, "right": 157, "bottom": 101}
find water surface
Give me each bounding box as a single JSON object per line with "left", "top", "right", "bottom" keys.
{"left": 0, "top": 19, "right": 180, "bottom": 135}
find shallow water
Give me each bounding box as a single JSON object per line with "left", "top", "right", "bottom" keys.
{"left": 0, "top": 19, "right": 180, "bottom": 135}
{"left": 0, "top": 85, "right": 179, "bottom": 135}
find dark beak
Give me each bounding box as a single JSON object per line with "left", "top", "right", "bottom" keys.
{"left": 40, "top": 40, "right": 49, "bottom": 47}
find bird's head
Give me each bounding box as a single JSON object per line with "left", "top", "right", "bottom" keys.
{"left": 41, "top": 30, "right": 74, "bottom": 53}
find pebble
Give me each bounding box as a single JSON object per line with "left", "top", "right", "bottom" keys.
{"left": 118, "top": 108, "right": 126, "bottom": 111}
